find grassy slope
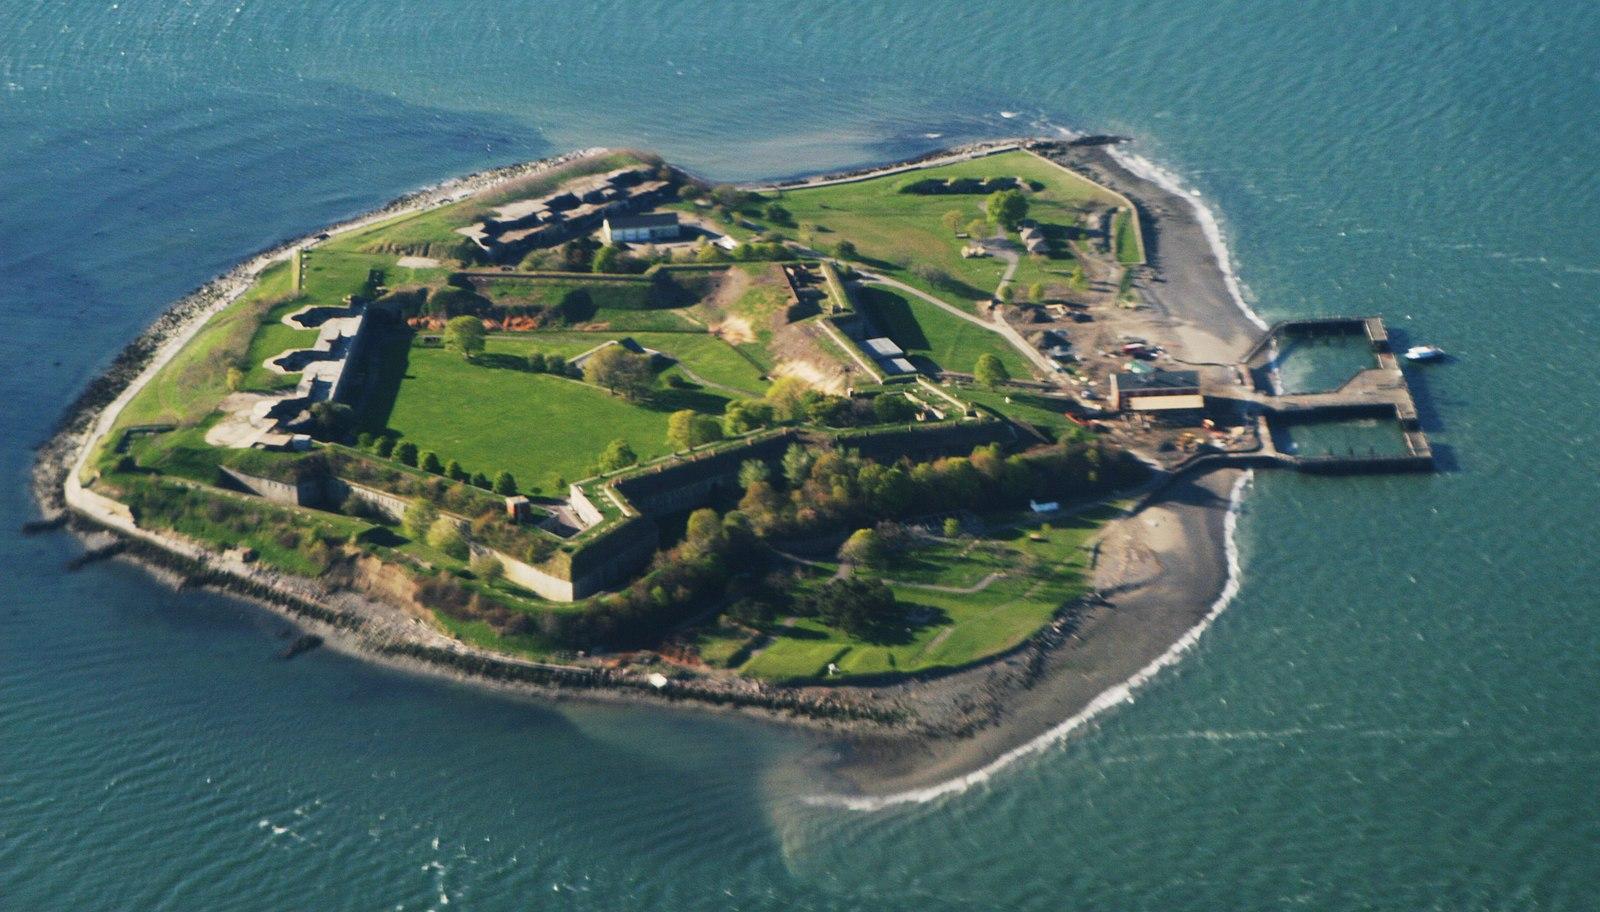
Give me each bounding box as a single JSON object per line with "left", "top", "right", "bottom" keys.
{"left": 853, "top": 285, "right": 1032, "bottom": 378}
{"left": 774, "top": 150, "right": 1120, "bottom": 310}
{"left": 115, "top": 261, "right": 298, "bottom": 429}
{"left": 739, "top": 512, "right": 1105, "bottom": 681}
{"left": 961, "top": 388, "right": 1090, "bottom": 443}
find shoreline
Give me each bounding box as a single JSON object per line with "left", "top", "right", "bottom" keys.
{"left": 34, "top": 137, "right": 1264, "bottom": 800}
{"left": 797, "top": 140, "right": 1271, "bottom": 801}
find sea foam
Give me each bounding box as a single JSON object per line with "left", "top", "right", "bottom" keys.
{"left": 811, "top": 471, "right": 1254, "bottom": 811}
{"left": 1104, "top": 146, "right": 1271, "bottom": 332}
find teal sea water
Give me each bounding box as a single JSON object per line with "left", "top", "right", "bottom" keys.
{"left": 4, "top": 1, "right": 1598, "bottom": 907}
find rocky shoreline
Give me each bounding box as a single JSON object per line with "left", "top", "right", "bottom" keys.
{"left": 31, "top": 137, "right": 1259, "bottom": 798}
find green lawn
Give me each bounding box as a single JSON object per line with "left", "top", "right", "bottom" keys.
{"left": 239, "top": 297, "right": 319, "bottom": 391}
{"left": 962, "top": 388, "right": 1090, "bottom": 443}
{"left": 771, "top": 150, "right": 1125, "bottom": 310}
{"left": 475, "top": 331, "right": 766, "bottom": 394}
{"left": 737, "top": 513, "right": 1106, "bottom": 681}
{"left": 1112, "top": 207, "right": 1145, "bottom": 264}
{"left": 115, "top": 261, "right": 298, "bottom": 430}
{"left": 364, "top": 343, "right": 734, "bottom": 492}
{"left": 854, "top": 285, "right": 1033, "bottom": 378}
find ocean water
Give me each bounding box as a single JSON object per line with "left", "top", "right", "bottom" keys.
{"left": 4, "top": 1, "right": 1598, "bottom": 908}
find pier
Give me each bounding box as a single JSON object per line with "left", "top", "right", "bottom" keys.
{"left": 1207, "top": 317, "right": 1434, "bottom": 473}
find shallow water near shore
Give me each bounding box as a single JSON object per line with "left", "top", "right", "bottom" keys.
{"left": 5, "top": 0, "right": 1600, "bottom": 908}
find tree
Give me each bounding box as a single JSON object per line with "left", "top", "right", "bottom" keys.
{"left": 873, "top": 393, "right": 918, "bottom": 423}
{"left": 445, "top": 460, "right": 467, "bottom": 482}
{"left": 309, "top": 401, "right": 354, "bottom": 439}
{"left": 839, "top": 528, "right": 885, "bottom": 568}
{"left": 781, "top": 443, "right": 814, "bottom": 488}
{"left": 973, "top": 353, "right": 1010, "bottom": 390}
{"left": 373, "top": 435, "right": 396, "bottom": 458}
{"left": 583, "top": 345, "right": 655, "bottom": 402}
{"left": 401, "top": 499, "right": 438, "bottom": 541}
{"left": 942, "top": 210, "right": 964, "bottom": 235}
{"left": 1028, "top": 281, "right": 1046, "bottom": 304}
{"left": 395, "top": 441, "right": 419, "bottom": 467}
{"left": 987, "top": 188, "right": 1028, "bottom": 229}
{"left": 426, "top": 516, "right": 469, "bottom": 560}
{"left": 592, "top": 245, "right": 622, "bottom": 274}
{"left": 596, "top": 438, "right": 638, "bottom": 473}
{"left": 943, "top": 517, "right": 963, "bottom": 538}
{"left": 527, "top": 351, "right": 548, "bottom": 373}
{"left": 967, "top": 218, "right": 989, "bottom": 240}
{"left": 420, "top": 450, "right": 443, "bottom": 474}
{"left": 724, "top": 398, "right": 776, "bottom": 434}
{"left": 443, "top": 315, "right": 486, "bottom": 360}
{"left": 766, "top": 376, "right": 816, "bottom": 422}
{"left": 833, "top": 239, "right": 858, "bottom": 259}
{"left": 471, "top": 472, "right": 492, "bottom": 490}
{"left": 667, "top": 410, "right": 722, "bottom": 450}
{"left": 998, "top": 285, "right": 1015, "bottom": 305}
{"left": 685, "top": 508, "right": 726, "bottom": 552}
{"left": 493, "top": 471, "right": 519, "bottom": 496}
{"left": 737, "top": 459, "right": 770, "bottom": 489}
{"left": 806, "top": 577, "right": 906, "bottom": 641}
{"left": 226, "top": 367, "right": 244, "bottom": 391}
{"left": 764, "top": 203, "right": 793, "bottom": 225}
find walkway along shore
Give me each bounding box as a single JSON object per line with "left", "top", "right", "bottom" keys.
{"left": 33, "top": 138, "right": 1265, "bottom": 798}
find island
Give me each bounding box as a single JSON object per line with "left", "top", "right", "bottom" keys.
{"left": 33, "top": 139, "right": 1434, "bottom": 799}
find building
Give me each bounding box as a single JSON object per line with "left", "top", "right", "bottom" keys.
{"left": 1019, "top": 224, "right": 1051, "bottom": 255}
{"left": 601, "top": 212, "right": 680, "bottom": 245}
{"left": 863, "top": 337, "right": 904, "bottom": 359}
{"left": 1109, "top": 369, "right": 1201, "bottom": 413}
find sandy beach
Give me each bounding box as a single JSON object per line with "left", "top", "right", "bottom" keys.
{"left": 807, "top": 140, "right": 1270, "bottom": 801}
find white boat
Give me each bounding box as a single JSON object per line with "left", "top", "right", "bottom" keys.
{"left": 1404, "top": 345, "right": 1446, "bottom": 362}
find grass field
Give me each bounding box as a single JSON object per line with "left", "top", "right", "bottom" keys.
{"left": 362, "top": 341, "right": 738, "bottom": 491}
{"left": 771, "top": 150, "right": 1124, "bottom": 310}
{"left": 114, "top": 261, "right": 301, "bottom": 431}
{"left": 737, "top": 512, "right": 1106, "bottom": 681}
{"left": 853, "top": 285, "right": 1033, "bottom": 378}
{"left": 238, "top": 297, "right": 319, "bottom": 391}
{"left": 475, "top": 330, "right": 766, "bottom": 393}
{"left": 961, "top": 388, "right": 1090, "bottom": 443}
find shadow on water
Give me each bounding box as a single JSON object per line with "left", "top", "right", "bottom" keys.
{"left": 1388, "top": 325, "right": 1461, "bottom": 473}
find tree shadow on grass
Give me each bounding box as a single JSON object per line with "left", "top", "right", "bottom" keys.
{"left": 648, "top": 386, "right": 731, "bottom": 414}
{"left": 474, "top": 352, "right": 533, "bottom": 372}
{"left": 854, "top": 602, "right": 951, "bottom": 646}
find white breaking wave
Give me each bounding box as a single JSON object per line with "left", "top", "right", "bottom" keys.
{"left": 811, "top": 471, "right": 1254, "bottom": 811}
{"left": 1104, "top": 147, "right": 1271, "bottom": 332}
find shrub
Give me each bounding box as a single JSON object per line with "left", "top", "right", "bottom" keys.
{"left": 401, "top": 499, "right": 438, "bottom": 541}
{"left": 427, "top": 517, "right": 469, "bottom": 560}
{"left": 470, "top": 552, "right": 505, "bottom": 583}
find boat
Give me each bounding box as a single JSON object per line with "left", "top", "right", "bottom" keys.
{"left": 1403, "top": 345, "right": 1446, "bottom": 362}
